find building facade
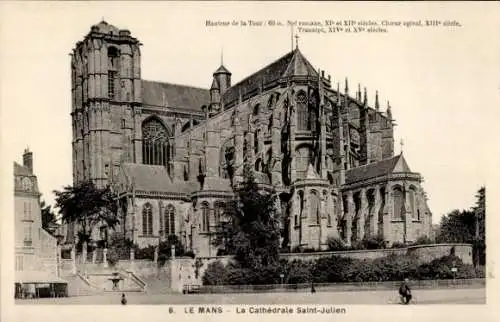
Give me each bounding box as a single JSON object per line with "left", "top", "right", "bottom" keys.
{"left": 66, "top": 21, "right": 433, "bottom": 256}
{"left": 14, "top": 149, "right": 60, "bottom": 282}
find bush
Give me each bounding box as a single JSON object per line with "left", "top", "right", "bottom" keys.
{"left": 202, "top": 261, "right": 228, "bottom": 285}
{"left": 135, "top": 245, "right": 155, "bottom": 260}
{"left": 106, "top": 248, "right": 119, "bottom": 267}
{"left": 361, "top": 235, "right": 386, "bottom": 250}
{"left": 413, "top": 235, "right": 434, "bottom": 245}
{"left": 311, "top": 256, "right": 357, "bottom": 283}
{"left": 326, "top": 237, "right": 348, "bottom": 251}
{"left": 201, "top": 253, "right": 478, "bottom": 286}
{"left": 283, "top": 260, "right": 313, "bottom": 284}
{"left": 390, "top": 242, "right": 406, "bottom": 249}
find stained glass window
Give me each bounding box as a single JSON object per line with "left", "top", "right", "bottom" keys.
{"left": 142, "top": 203, "right": 153, "bottom": 236}
{"left": 142, "top": 118, "right": 169, "bottom": 166}
{"left": 164, "top": 205, "right": 175, "bottom": 236}
{"left": 297, "top": 92, "right": 308, "bottom": 131}
{"left": 201, "top": 203, "right": 209, "bottom": 232}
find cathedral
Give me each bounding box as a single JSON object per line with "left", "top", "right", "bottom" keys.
{"left": 66, "top": 21, "right": 433, "bottom": 257}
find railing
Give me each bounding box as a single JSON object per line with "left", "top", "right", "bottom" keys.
{"left": 119, "top": 268, "right": 147, "bottom": 291}
{"left": 197, "top": 278, "right": 486, "bottom": 294}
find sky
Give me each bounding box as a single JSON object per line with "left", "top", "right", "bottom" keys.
{"left": 1, "top": 2, "right": 499, "bottom": 225}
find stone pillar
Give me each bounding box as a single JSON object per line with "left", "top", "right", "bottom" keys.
{"left": 289, "top": 96, "right": 297, "bottom": 183}
{"left": 371, "top": 186, "right": 381, "bottom": 236}
{"left": 171, "top": 245, "right": 176, "bottom": 260}
{"left": 205, "top": 123, "right": 219, "bottom": 178}
{"left": 103, "top": 248, "right": 108, "bottom": 268}
{"left": 92, "top": 249, "right": 97, "bottom": 264}
{"left": 234, "top": 115, "right": 244, "bottom": 184}
{"left": 130, "top": 248, "right": 135, "bottom": 261}
{"left": 404, "top": 184, "right": 413, "bottom": 243}
{"left": 82, "top": 242, "right": 87, "bottom": 264}
{"left": 329, "top": 192, "right": 340, "bottom": 238}
{"left": 154, "top": 246, "right": 159, "bottom": 263}
{"left": 300, "top": 196, "right": 308, "bottom": 247}
{"left": 358, "top": 188, "right": 368, "bottom": 240}
{"left": 346, "top": 191, "right": 354, "bottom": 247}
{"left": 382, "top": 184, "right": 393, "bottom": 243}
{"left": 319, "top": 192, "right": 328, "bottom": 249}
{"left": 71, "top": 246, "right": 76, "bottom": 274}
{"left": 271, "top": 110, "right": 282, "bottom": 186}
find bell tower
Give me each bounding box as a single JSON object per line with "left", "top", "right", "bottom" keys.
{"left": 71, "top": 21, "right": 142, "bottom": 187}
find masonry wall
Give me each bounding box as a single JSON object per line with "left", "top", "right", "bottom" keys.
{"left": 178, "top": 243, "right": 473, "bottom": 287}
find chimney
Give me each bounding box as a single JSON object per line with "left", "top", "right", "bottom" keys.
{"left": 23, "top": 148, "right": 33, "bottom": 174}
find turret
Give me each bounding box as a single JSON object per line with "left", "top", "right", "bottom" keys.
{"left": 213, "top": 64, "right": 231, "bottom": 95}
{"left": 209, "top": 77, "right": 221, "bottom": 115}
{"left": 23, "top": 148, "right": 33, "bottom": 174}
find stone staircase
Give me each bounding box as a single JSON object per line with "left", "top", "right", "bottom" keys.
{"left": 83, "top": 269, "right": 145, "bottom": 292}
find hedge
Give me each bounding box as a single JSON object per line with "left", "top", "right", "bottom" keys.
{"left": 202, "top": 254, "right": 479, "bottom": 285}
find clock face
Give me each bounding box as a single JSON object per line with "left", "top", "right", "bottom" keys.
{"left": 22, "top": 177, "right": 32, "bottom": 191}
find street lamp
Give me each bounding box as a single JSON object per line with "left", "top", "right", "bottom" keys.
{"left": 280, "top": 273, "right": 284, "bottom": 287}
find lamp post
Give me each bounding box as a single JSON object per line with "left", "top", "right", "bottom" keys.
{"left": 280, "top": 273, "right": 284, "bottom": 287}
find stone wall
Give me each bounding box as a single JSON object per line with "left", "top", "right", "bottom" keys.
{"left": 407, "top": 243, "right": 473, "bottom": 265}
{"left": 177, "top": 243, "right": 473, "bottom": 289}
{"left": 281, "top": 248, "right": 407, "bottom": 262}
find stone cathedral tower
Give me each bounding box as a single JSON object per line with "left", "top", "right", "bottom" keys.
{"left": 71, "top": 21, "right": 141, "bottom": 187}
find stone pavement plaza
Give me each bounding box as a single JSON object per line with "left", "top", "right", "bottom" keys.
{"left": 17, "top": 287, "right": 485, "bottom": 305}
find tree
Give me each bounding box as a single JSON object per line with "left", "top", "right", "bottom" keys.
{"left": 473, "top": 186, "right": 486, "bottom": 267}
{"left": 436, "top": 209, "right": 476, "bottom": 244}
{"left": 40, "top": 199, "right": 57, "bottom": 234}
{"left": 53, "top": 180, "right": 119, "bottom": 252}
{"left": 223, "top": 164, "right": 280, "bottom": 270}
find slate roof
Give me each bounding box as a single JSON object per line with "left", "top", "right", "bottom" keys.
{"left": 345, "top": 154, "right": 411, "bottom": 184}
{"left": 214, "top": 65, "right": 231, "bottom": 74}
{"left": 141, "top": 80, "right": 210, "bottom": 111}
{"left": 222, "top": 48, "right": 318, "bottom": 105}
{"left": 122, "top": 163, "right": 198, "bottom": 194}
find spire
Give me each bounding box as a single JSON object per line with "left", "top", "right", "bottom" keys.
{"left": 387, "top": 100, "right": 392, "bottom": 119}
{"left": 318, "top": 70, "right": 325, "bottom": 110}
{"left": 375, "top": 90, "right": 380, "bottom": 111}
{"left": 363, "top": 87, "right": 368, "bottom": 107}
{"left": 357, "top": 83, "right": 362, "bottom": 102}
{"left": 295, "top": 34, "right": 300, "bottom": 49}
{"left": 345, "top": 77, "right": 349, "bottom": 95}
{"left": 400, "top": 138, "right": 404, "bottom": 155}
{"left": 336, "top": 82, "right": 341, "bottom": 107}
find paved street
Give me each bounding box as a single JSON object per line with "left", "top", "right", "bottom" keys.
{"left": 16, "top": 287, "right": 485, "bottom": 305}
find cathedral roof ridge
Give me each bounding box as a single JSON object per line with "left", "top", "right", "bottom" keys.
{"left": 141, "top": 79, "right": 210, "bottom": 111}
{"left": 222, "top": 49, "right": 316, "bottom": 104}
{"left": 345, "top": 154, "right": 412, "bottom": 185}
{"left": 142, "top": 79, "right": 209, "bottom": 92}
